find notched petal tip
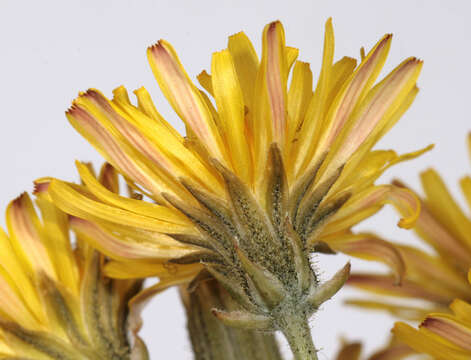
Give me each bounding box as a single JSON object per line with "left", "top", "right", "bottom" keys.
{"left": 147, "top": 39, "right": 165, "bottom": 54}
{"left": 33, "top": 179, "right": 51, "bottom": 195}
{"left": 268, "top": 20, "right": 283, "bottom": 29}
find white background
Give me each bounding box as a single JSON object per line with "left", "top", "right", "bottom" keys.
{"left": 1, "top": 0, "right": 470, "bottom": 358}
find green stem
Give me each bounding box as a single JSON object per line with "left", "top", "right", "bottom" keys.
{"left": 180, "top": 279, "right": 283, "bottom": 360}
{"left": 280, "top": 313, "right": 318, "bottom": 360}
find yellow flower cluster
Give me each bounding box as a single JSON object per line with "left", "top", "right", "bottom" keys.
{"left": 3, "top": 16, "right": 466, "bottom": 359}
{"left": 0, "top": 164, "right": 148, "bottom": 359}
{"left": 347, "top": 135, "right": 471, "bottom": 359}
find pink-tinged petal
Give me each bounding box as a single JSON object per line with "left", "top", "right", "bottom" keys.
{"left": 82, "top": 89, "right": 174, "bottom": 173}
{"left": 0, "top": 271, "right": 41, "bottom": 330}
{"left": 323, "top": 185, "right": 420, "bottom": 236}
{"left": 326, "top": 57, "right": 422, "bottom": 177}
{"left": 324, "top": 232, "right": 405, "bottom": 284}
{"left": 317, "top": 34, "right": 392, "bottom": 157}
{"left": 69, "top": 216, "right": 196, "bottom": 261}
{"left": 98, "top": 163, "right": 120, "bottom": 193}
{"left": 265, "top": 21, "right": 288, "bottom": 144}
{"left": 33, "top": 180, "right": 50, "bottom": 195}
{"left": 398, "top": 245, "right": 471, "bottom": 300}
{"left": 347, "top": 274, "right": 452, "bottom": 304}
{"left": 6, "top": 194, "right": 56, "bottom": 280}
{"left": 415, "top": 201, "right": 471, "bottom": 271}
{"left": 67, "top": 104, "right": 164, "bottom": 198}
{"left": 393, "top": 322, "right": 471, "bottom": 360}
{"left": 420, "top": 168, "right": 471, "bottom": 252}
{"left": 147, "top": 40, "right": 225, "bottom": 161}
{"left": 421, "top": 316, "right": 471, "bottom": 351}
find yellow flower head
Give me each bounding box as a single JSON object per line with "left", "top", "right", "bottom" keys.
{"left": 345, "top": 134, "right": 471, "bottom": 359}
{"left": 0, "top": 173, "right": 148, "bottom": 359}
{"left": 348, "top": 136, "right": 471, "bottom": 319}
{"left": 47, "top": 19, "right": 425, "bottom": 358}
{"left": 393, "top": 270, "right": 471, "bottom": 360}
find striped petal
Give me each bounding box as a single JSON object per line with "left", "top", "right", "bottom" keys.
{"left": 322, "top": 232, "right": 405, "bottom": 284}
{"left": 393, "top": 322, "right": 471, "bottom": 360}
{"left": 48, "top": 179, "right": 194, "bottom": 234}
{"left": 147, "top": 40, "right": 226, "bottom": 161}
{"left": 69, "top": 216, "right": 195, "bottom": 261}
{"left": 6, "top": 194, "right": 56, "bottom": 280}
{"left": 323, "top": 185, "right": 420, "bottom": 235}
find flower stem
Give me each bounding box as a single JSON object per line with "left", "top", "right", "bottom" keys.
{"left": 180, "top": 279, "right": 283, "bottom": 360}
{"left": 280, "top": 312, "right": 318, "bottom": 360}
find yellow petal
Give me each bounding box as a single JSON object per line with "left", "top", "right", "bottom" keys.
{"left": 285, "top": 46, "right": 299, "bottom": 73}
{"left": 450, "top": 299, "right": 471, "bottom": 323}
{"left": 104, "top": 261, "right": 168, "bottom": 279}
{"left": 293, "top": 18, "right": 334, "bottom": 175}
{"left": 421, "top": 169, "right": 471, "bottom": 250}
{"left": 211, "top": 50, "right": 252, "bottom": 182}
{"left": 312, "top": 33, "right": 392, "bottom": 169}
{"left": 0, "top": 270, "right": 41, "bottom": 330}
{"left": 197, "top": 70, "right": 214, "bottom": 96}
{"left": 348, "top": 274, "right": 450, "bottom": 304}
{"left": 264, "top": 21, "right": 288, "bottom": 145}
{"left": 398, "top": 245, "right": 471, "bottom": 300}
{"left": 104, "top": 261, "right": 202, "bottom": 280}
{"left": 0, "top": 228, "right": 45, "bottom": 326}
{"left": 323, "top": 232, "right": 405, "bottom": 284}
{"left": 421, "top": 314, "right": 471, "bottom": 351}
{"left": 67, "top": 102, "right": 168, "bottom": 199}
{"left": 418, "top": 208, "right": 471, "bottom": 272}
{"left": 48, "top": 179, "right": 192, "bottom": 234}
{"left": 133, "top": 86, "right": 182, "bottom": 140}
{"left": 326, "top": 57, "right": 422, "bottom": 178}
{"left": 323, "top": 185, "right": 420, "bottom": 235}
{"left": 6, "top": 194, "right": 56, "bottom": 280}
{"left": 459, "top": 176, "right": 471, "bottom": 214}
{"left": 76, "top": 161, "right": 188, "bottom": 225}
{"left": 326, "top": 56, "right": 357, "bottom": 111}
{"left": 286, "top": 61, "right": 313, "bottom": 152}
{"left": 69, "top": 216, "right": 194, "bottom": 262}
{"left": 393, "top": 322, "right": 471, "bottom": 360}
{"left": 112, "top": 90, "right": 225, "bottom": 197}
{"left": 34, "top": 192, "right": 79, "bottom": 296}
{"left": 227, "top": 31, "right": 259, "bottom": 111}
{"left": 147, "top": 40, "right": 226, "bottom": 161}
{"left": 252, "top": 21, "right": 288, "bottom": 186}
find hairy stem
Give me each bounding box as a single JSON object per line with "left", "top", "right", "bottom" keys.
{"left": 280, "top": 312, "right": 318, "bottom": 360}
